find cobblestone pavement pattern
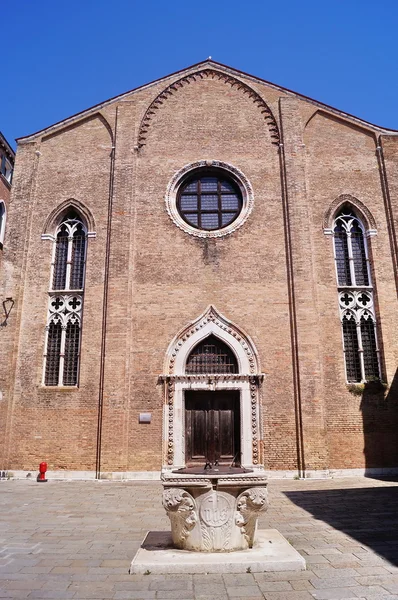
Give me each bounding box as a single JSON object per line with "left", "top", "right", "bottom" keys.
{"left": 2, "top": 477, "right": 398, "bottom": 599}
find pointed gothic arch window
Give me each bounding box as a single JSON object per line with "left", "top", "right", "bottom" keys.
{"left": 333, "top": 208, "right": 380, "bottom": 382}
{"left": 44, "top": 211, "right": 87, "bottom": 386}
{"left": 185, "top": 335, "right": 238, "bottom": 374}
{"left": 52, "top": 211, "right": 86, "bottom": 291}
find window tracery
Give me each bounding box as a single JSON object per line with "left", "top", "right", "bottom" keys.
{"left": 44, "top": 212, "right": 87, "bottom": 386}
{"left": 165, "top": 160, "right": 254, "bottom": 239}
{"left": 333, "top": 209, "right": 380, "bottom": 382}
{"left": 177, "top": 171, "right": 243, "bottom": 231}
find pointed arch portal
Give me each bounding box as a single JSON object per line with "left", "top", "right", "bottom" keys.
{"left": 161, "top": 306, "right": 264, "bottom": 470}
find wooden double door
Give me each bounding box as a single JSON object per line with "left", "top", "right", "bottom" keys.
{"left": 185, "top": 391, "right": 240, "bottom": 466}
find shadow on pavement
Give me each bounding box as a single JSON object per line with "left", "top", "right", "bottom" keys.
{"left": 361, "top": 368, "right": 398, "bottom": 479}
{"left": 284, "top": 485, "right": 398, "bottom": 566}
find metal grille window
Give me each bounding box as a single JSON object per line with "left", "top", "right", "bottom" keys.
{"left": 51, "top": 215, "right": 86, "bottom": 292}
{"left": 342, "top": 315, "right": 362, "bottom": 383}
{"left": 63, "top": 320, "right": 80, "bottom": 385}
{"left": 177, "top": 171, "right": 242, "bottom": 231}
{"left": 186, "top": 335, "right": 238, "bottom": 374}
{"left": 52, "top": 226, "right": 68, "bottom": 290}
{"left": 44, "top": 212, "right": 87, "bottom": 386}
{"left": 334, "top": 223, "right": 351, "bottom": 286}
{"left": 333, "top": 209, "right": 380, "bottom": 382}
{"left": 351, "top": 221, "right": 369, "bottom": 286}
{"left": 361, "top": 316, "right": 379, "bottom": 380}
{"left": 44, "top": 321, "right": 62, "bottom": 386}
{"left": 70, "top": 224, "right": 86, "bottom": 290}
{"left": 334, "top": 211, "right": 370, "bottom": 287}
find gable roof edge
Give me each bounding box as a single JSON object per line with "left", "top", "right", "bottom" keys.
{"left": 16, "top": 59, "right": 398, "bottom": 144}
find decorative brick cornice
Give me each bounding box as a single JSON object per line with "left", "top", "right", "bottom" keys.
{"left": 137, "top": 69, "right": 280, "bottom": 149}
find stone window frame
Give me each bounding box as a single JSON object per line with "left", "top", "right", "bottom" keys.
{"left": 42, "top": 211, "right": 89, "bottom": 387}
{"left": 161, "top": 306, "right": 264, "bottom": 471}
{"left": 330, "top": 208, "right": 381, "bottom": 383}
{"left": 165, "top": 160, "right": 254, "bottom": 238}
{"left": 50, "top": 216, "right": 87, "bottom": 293}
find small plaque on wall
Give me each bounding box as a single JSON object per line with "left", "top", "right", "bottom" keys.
{"left": 139, "top": 412, "right": 151, "bottom": 424}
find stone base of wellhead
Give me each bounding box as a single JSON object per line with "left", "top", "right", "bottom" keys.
{"left": 130, "top": 529, "right": 306, "bottom": 574}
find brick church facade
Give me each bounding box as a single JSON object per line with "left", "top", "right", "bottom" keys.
{"left": 2, "top": 60, "right": 398, "bottom": 478}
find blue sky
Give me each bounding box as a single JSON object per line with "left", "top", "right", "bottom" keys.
{"left": 3, "top": 1, "right": 398, "bottom": 148}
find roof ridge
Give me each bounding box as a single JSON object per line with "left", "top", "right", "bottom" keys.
{"left": 16, "top": 59, "right": 398, "bottom": 143}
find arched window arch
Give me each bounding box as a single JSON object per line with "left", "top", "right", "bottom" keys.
{"left": 185, "top": 335, "right": 238, "bottom": 374}
{"left": 0, "top": 201, "right": 6, "bottom": 247}
{"left": 44, "top": 210, "right": 87, "bottom": 386}
{"left": 334, "top": 211, "right": 370, "bottom": 287}
{"left": 52, "top": 211, "right": 87, "bottom": 291}
{"left": 333, "top": 207, "right": 380, "bottom": 382}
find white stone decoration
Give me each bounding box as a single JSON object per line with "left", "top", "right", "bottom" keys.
{"left": 130, "top": 528, "right": 306, "bottom": 574}
{"left": 47, "top": 294, "right": 83, "bottom": 328}
{"left": 131, "top": 303, "right": 305, "bottom": 570}
{"left": 162, "top": 472, "right": 268, "bottom": 552}
{"left": 165, "top": 160, "right": 254, "bottom": 238}
{"left": 332, "top": 210, "right": 381, "bottom": 382}
{"left": 235, "top": 487, "right": 268, "bottom": 547}
{"left": 162, "top": 305, "right": 263, "bottom": 469}
{"left": 162, "top": 488, "right": 197, "bottom": 549}
{"left": 42, "top": 214, "right": 88, "bottom": 387}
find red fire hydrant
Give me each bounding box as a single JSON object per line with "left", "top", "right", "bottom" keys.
{"left": 37, "top": 462, "right": 48, "bottom": 483}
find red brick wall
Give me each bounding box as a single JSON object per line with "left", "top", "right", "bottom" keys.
{"left": 2, "top": 64, "right": 398, "bottom": 473}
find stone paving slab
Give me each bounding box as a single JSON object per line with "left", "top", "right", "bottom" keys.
{"left": 2, "top": 477, "right": 398, "bottom": 598}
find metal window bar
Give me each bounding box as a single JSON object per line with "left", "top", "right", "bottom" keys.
{"left": 52, "top": 227, "right": 68, "bottom": 290}
{"left": 185, "top": 335, "right": 238, "bottom": 374}
{"left": 63, "top": 321, "right": 80, "bottom": 386}
{"left": 44, "top": 321, "right": 62, "bottom": 385}
{"left": 334, "top": 225, "right": 351, "bottom": 286}
{"left": 350, "top": 222, "right": 369, "bottom": 286}
{"left": 360, "top": 317, "right": 380, "bottom": 380}
{"left": 342, "top": 316, "right": 362, "bottom": 382}
{"left": 179, "top": 174, "right": 242, "bottom": 231}
{"left": 70, "top": 226, "right": 86, "bottom": 289}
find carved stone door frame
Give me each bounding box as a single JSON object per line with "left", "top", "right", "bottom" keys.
{"left": 161, "top": 306, "right": 264, "bottom": 471}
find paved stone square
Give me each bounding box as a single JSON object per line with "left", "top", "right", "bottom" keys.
{"left": 2, "top": 477, "right": 398, "bottom": 599}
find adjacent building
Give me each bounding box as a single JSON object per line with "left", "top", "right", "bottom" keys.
{"left": 0, "top": 132, "right": 14, "bottom": 248}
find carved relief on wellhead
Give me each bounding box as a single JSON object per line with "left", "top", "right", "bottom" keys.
{"left": 199, "top": 491, "right": 233, "bottom": 552}
{"left": 162, "top": 488, "right": 197, "bottom": 549}
{"left": 235, "top": 487, "right": 268, "bottom": 548}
